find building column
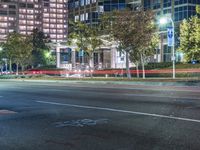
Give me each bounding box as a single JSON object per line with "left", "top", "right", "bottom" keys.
{"left": 110, "top": 46, "right": 117, "bottom": 68}
{"left": 56, "top": 46, "right": 60, "bottom": 68}
{"left": 98, "top": 51, "right": 101, "bottom": 69}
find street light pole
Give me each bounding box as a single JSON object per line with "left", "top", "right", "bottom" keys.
{"left": 169, "top": 17, "right": 175, "bottom": 79}
{"left": 159, "top": 17, "right": 176, "bottom": 79}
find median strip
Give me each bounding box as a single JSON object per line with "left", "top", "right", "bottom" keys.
{"left": 36, "top": 100, "right": 200, "bottom": 124}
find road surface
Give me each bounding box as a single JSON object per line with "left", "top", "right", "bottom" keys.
{"left": 0, "top": 80, "right": 200, "bottom": 150}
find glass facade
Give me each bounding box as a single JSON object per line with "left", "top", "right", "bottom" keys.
{"left": 143, "top": 0, "right": 199, "bottom": 22}
{"left": 99, "top": 0, "right": 126, "bottom": 12}
{"left": 68, "top": 0, "right": 99, "bottom": 25}
{"left": 163, "top": 0, "right": 171, "bottom": 8}
{"left": 144, "top": 0, "right": 150, "bottom": 9}
{"left": 68, "top": 0, "right": 127, "bottom": 26}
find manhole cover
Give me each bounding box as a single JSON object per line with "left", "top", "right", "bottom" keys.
{"left": 0, "top": 110, "right": 17, "bottom": 115}
{"left": 54, "top": 119, "right": 108, "bottom": 127}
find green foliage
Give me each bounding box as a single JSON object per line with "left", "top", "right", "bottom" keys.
{"left": 68, "top": 20, "right": 103, "bottom": 68}
{"left": 196, "top": 5, "right": 200, "bottom": 14}
{"left": 68, "top": 20, "right": 91, "bottom": 51}
{"left": 36, "top": 65, "right": 57, "bottom": 69}
{"left": 141, "top": 62, "right": 172, "bottom": 70}
{"left": 130, "top": 34, "right": 159, "bottom": 63}
{"left": 87, "top": 27, "right": 103, "bottom": 55}
{"left": 107, "top": 9, "right": 156, "bottom": 53}
{"left": 32, "top": 28, "right": 50, "bottom": 66}
{"left": 43, "top": 50, "right": 56, "bottom": 65}
{"left": 14, "top": 34, "right": 33, "bottom": 71}
{"left": 0, "top": 50, "right": 4, "bottom": 70}
{"left": 32, "top": 28, "right": 49, "bottom": 51}
{"left": 1, "top": 32, "right": 33, "bottom": 72}
{"left": 179, "top": 6, "right": 200, "bottom": 62}
{"left": 1, "top": 32, "right": 18, "bottom": 60}
{"left": 102, "top": 9, "right": 156, "bottom": 78}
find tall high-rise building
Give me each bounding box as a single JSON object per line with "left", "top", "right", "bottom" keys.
{"left": 0, "top": 0, "right": 68, "bottom": 42}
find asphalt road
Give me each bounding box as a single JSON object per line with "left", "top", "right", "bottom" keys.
{"left": 1, "top": 80, "right": 200, "bottom": 150}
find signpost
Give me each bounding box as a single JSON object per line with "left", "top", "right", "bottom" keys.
{"left": 167, "top": 27, "right": 174, "bottom": 47}
{"left": 79, "top": 49, "right": 84, "bottom": 64}
{"left": 160, "top": 17, "right": 176, "bottom": 78}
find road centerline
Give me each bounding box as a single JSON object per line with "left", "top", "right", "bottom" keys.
{"left": 36, "top": 100, "right": 200, "bottom": 124}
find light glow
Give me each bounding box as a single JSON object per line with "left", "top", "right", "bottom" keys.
{"left": 159, "top": 18, "right": 168, "bottom": 25}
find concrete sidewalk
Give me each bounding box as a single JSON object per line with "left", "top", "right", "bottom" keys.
{"left": 1, "top": 78, "right": 200, "bottom": 87}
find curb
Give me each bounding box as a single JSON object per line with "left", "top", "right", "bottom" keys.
{"left": 1, "top": 79, "right": 200, "bottom": 87}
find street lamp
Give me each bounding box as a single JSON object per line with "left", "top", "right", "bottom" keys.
{"left": 159, "top": 17, "right": 176, "bottom": 79}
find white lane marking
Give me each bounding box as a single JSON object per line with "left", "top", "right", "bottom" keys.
{"left": 37, "top": 100, "right": 200, "bottom": 123}
{"left": 0, "top": 110, "right": 16, "bottom": 114}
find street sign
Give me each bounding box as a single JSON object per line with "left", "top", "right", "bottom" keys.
{"left": 79, "top": 49, "right": 84, "bottom": 57}
{"left": 167, "top": 27, "right": 174, "bottom": 47}
{"left": 192, "top": 60, "right": 197, "bottom": 64}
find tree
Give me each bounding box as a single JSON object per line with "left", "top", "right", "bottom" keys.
{"left": 87, "top": 26, "right": 103, "bottom": 69}
{"left": 1, "top": 32, "right": 18, "bottom": 72}
{"left": 2, "top": 32, "right": 33, "bottom": 75}
{"left": 102, "top": 9, "right": 155, "bottom": 79}
{"left": 138, "top": 34, "right": 159, "bottom": 79}
{"left": 179, "top": 5, "right": 200, "bottom": 62}
{"left": 32, "top": 28, "right": 50, "bottom": 67}
{"left": 0, "top": 50, "right": 4, "bottom": 73}
{"left": 14, "top": 35, "right": 33, "bottom": 74}
{"left": 68, "top": 21, "right": 90, "bottom": 65}
{"left": 68, "top": 21, "right": 103, "bottom": 69}
{"left": 129, "top": 34, "right": 159, "bottom": 78}
{"left": 129, "top": 46, "right": 141, "bottom": 78}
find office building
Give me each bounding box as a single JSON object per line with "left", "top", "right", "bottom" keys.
{"left": 68, "top": 0, "right": 132, "bottom": 26}
{"left": 0, "top": 0, "right": 68, "bottom": 42}
{"left": 63, "top": 0, "right": 200, "bottom": 69}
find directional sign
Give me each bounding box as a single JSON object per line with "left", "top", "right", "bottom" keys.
{"left": 167, "top": 27, "right": 174, "bottom": 47}
{"left": 79, "top": 49, "right": 84, "bottom": 57}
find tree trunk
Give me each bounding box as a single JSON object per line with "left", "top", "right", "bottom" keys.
{"left": 140, "top": 54, "right": 145, "bottom": 79}
{"left": 9, "top": 59, "right": 12, "bottom": 72}
{"left": 89, "top": 54, "right": 94, "bottom": 77}
{"left": 89, "top": 55, "right": 94, "bottom": 69}
{"left": 125, "top": 51, "right": 131, "bottom": 79}
{"left": 71, "top": 49, "right": 76, "bottom": 70}
{"left": 0, "top": 66, "right": 3, "bottom": 73}
{"left": 16, "top": 63, "right": 19, "bottom": 75}
{"left": 136, "top": 62, "right": 139, "bottom": 78}
{"left": 21, "top": 65, "right": 24, "bottom": 75}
